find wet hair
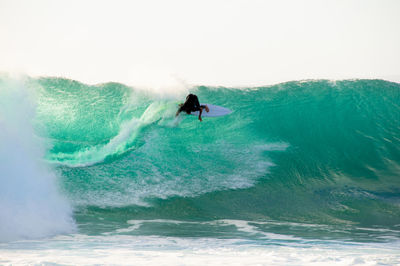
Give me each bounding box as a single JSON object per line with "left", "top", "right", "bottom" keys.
{"left": 180, "top": 94, "right": 200, "bottom": 114}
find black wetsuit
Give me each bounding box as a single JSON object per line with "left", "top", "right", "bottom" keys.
{"left": 178, "top": 94, "right": 205, "bottom": 114}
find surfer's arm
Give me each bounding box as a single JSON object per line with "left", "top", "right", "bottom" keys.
{"left": 198, "top": 108, "right": 203, "bottom": 122}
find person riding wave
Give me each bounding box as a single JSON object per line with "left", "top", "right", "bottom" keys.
{"left": 176, "top": 94, "right": 209, "bottom": 122}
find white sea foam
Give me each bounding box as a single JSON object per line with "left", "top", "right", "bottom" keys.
{"left": 0, "top": 78, "right": 76, "bottom": 242}
{"left": 1, "top": 234, "right": 399, "bottom": 265}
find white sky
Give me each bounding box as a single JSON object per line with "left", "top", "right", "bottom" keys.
{"left": 0, "top": 0, "right": 399, "bottom": 88}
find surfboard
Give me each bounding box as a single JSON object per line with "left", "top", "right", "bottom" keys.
{"left": 189, "top": 104, "right": 232, "bottom": 117}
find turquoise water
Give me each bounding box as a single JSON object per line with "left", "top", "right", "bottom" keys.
{"left": 1, "top": 76, "right": 400, "bottom": 264}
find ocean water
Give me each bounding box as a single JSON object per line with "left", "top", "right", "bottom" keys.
{"left": 1, "top": 76, "right": 400, "bottom": 265}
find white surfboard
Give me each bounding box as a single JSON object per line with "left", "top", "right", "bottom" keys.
{"left": 189, "top": 104, "right": 232, "bottom": 117}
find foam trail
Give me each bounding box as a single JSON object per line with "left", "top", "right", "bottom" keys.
{"left": 48, "top": 101, "right": 170, "bottom": 167}
{"left": 0, "top": 78, "right": 75, "bottom": 241}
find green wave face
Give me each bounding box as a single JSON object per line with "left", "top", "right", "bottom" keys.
{"left": 6, "top": 77, "right": 400, "bottom": 236}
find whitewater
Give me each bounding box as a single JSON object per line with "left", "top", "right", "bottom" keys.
{"left": 1, "top": 75, "right": 400, "bottom": 265}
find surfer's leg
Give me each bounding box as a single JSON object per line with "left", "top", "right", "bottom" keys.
{"left": 176, "top": 105, "right": 185, "bottom": 116}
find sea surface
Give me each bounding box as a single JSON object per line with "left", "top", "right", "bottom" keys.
{"left": 1, "top": 76, "right": 400, "bottom": 265}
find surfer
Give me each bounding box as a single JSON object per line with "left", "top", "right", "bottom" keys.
{"left": 176, "top": 94, "right": 209, "bottom": 121}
